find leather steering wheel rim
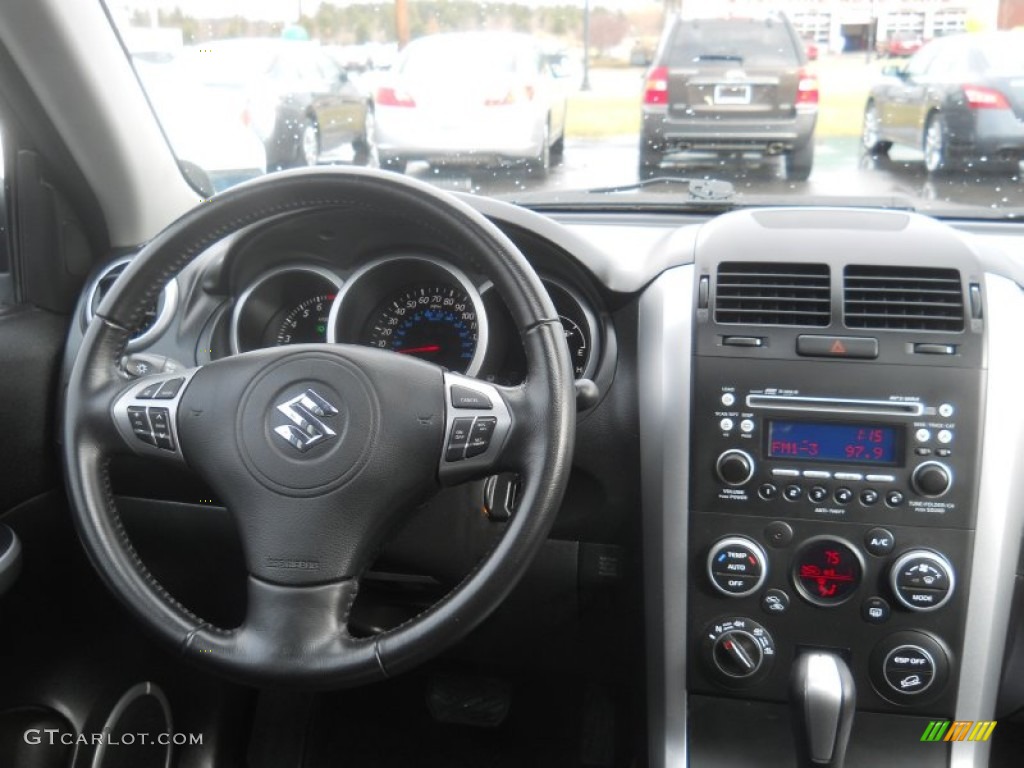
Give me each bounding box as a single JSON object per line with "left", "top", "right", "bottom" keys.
{"left": 62, "top": 167, "right": 575, "bottom": 688}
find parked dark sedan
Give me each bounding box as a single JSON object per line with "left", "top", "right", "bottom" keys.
{"left": 862, "top": 32, "right": 1024, "bottom": 174}
{"left": 180, "top": 39, "right": 376, "bottom": 170}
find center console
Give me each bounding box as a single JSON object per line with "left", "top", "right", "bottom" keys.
{"left": 639, "top": 209, "right": 1024, "bottom": 768}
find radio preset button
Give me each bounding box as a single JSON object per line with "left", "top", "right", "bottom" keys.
{"left": 834, "top": 487, "right": 854, "bottom": 504}
{"left": 772, "top": 468, "right": 800, "bottom": 478}
{"left": 758, "top": 483, "right": 778, "bottom": 500}
{"left": 720, "top": 418, "right": 734, "bottom": 432}
{"left": 721, "top": 393, "right": 736, "bottom": 407}
{"left": 860, "top": 489, "right": 880, "bottom": 506}
{"left": 740, "top": 419, "right": 755, "bottom": 433}
{"left": 784, "top": 484, "right": 803, "bottom": 501}
{"left": 803, "top": 470, "right": 831, "bottom": 480}
{"left": 808, "top": 486, "right": 829, "bottom": 503}
{"left": 886, "top": 490, "right": 905, "bottom": 507}
{"left": 834, "top": 472, "right": 863, "bottom": 481}
{"left": 938, "top": 403, "right": 955, "bottom": 418}
{"left": 937, "top": 429, "right": 953, "bottom": 444}
{"left": 866, "top": 474, "right": 895, "bottom": 483}
{"left": 915, "top": 428, "right": 931, "bottom": 443}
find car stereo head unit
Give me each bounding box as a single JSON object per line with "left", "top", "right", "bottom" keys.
{"left": 691, "top": 358, "right": 982, "bottom": 529}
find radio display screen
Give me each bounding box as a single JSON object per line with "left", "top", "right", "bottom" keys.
{"left": 767, "top": 421, "right": 901, "bottom": 465}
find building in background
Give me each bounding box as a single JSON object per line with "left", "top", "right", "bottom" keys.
{"left": 676, "top": 1, "right": 1003, "bottom": 53}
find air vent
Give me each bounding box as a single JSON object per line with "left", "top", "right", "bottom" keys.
{"left": 844, "top": 266, "right": 964, "bottom": 332}
{"left": 85, "top": 259, "right": 178, "bottom": 349}
{"left": 714, "top": 262, "right": 831, "bottom": 327}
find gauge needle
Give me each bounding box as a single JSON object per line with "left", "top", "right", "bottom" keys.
{"left": 396, "top": 345, "right": 441, "bottom": 354}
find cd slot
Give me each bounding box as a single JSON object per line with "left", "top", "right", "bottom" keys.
{"left": 746, "top": 395, "right": 923, "bottom": 417}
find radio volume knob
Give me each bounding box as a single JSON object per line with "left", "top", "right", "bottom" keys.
{"left": 911, "top": 462, "right": 952, "bottom": 498}
{"left": 716, "top": 449, "right": 755, "bottom": 486}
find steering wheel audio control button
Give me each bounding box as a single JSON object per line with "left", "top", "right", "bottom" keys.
{"left": 127, "top": 406, "right": 155, "bottom": 445}
{"left": 446, "top": 417, "right": 475, "bottom": 461}
{"left": 147, "top": 407, "right": 175, "bottom": 450}
{"left": 451, "top": 385, "right": 492, "bottom": 410}
{"left": 465, "top": 417, "right": 498, "bottom": 458}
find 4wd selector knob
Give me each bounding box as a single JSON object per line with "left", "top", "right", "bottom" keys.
{"left": 911, "top": 461, "right": 952, "bottom": 497}
{"left": 704, "top": 617, "right": 776, "bottom": 685}
{"left": 716, "top": 449, "right": 755, "bottom": 486}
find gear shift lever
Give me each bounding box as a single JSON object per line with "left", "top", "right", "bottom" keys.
{"left": 790, "top": 651, "right": 856, "bottom": 768}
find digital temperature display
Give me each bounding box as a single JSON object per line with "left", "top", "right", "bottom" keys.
{"left": 767, "top": 420, "right": 900, "bottom": 466}
{"left": 793, "top": 539, "right": 862, "bottom": 605}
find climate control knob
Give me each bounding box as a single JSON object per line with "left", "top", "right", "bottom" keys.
{"left": 704, "top": 617, "right": 776, "bottom": 685}
{"left": 911, "top": 461, "right": 952, "bottom": 498}
{"left": 716, "top": 449, "right": 755, "bottom": 486}
{"left": 890, "top": 550, "right": 955, "bottom": 612}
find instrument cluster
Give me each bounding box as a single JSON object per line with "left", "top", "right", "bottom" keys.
{"left": 228, "top": 253, "right": 601, "bottom": 384}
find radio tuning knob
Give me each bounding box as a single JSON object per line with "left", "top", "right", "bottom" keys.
{"left": 716, "top": 449, "right": 755, "bottom": 486}
{"left": 911, "top": 461, "right": 952, "bottom": 498}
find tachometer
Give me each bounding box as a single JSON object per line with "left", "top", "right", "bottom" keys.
{"left": 364, "top": 284, "right": 478, "bottom": 373}
{"left": 274, "top": 294, "right": 334, "bottom": 345}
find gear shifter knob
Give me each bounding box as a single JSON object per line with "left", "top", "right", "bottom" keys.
{"left": 790, "top": 651, "right": 856, "bottom": 768}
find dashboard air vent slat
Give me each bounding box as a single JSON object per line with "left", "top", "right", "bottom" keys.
{"left": 844, "top": 266, "right": 964, "bottom": 332}
{"left": 714, "top": 262, "right": 830, "bottom": 327}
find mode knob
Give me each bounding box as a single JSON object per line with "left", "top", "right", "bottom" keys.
{"left": 890, "top": 550, "right": 955, "bottom": 612}
{"left": 716, "top": 449, "right": 755, "bottom": 486}
{"left": 911, "top": 461, "right": 952, "bottom": 498}
{"left": 704, "top": 617, "right": 776, "bottom": 685}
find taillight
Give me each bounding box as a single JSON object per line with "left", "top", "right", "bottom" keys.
{"left": 377, "top": 86, "right": 415, "bottom": 108}
{"left": 643, "top": 66, "right": 669, "bottom": 106}
{"left": 963, "top": 85, "right": 1010, "bottom": 110}
{"left": 796, "top": 69, "right": 819, "bottom": 106}
{"left": 484, "top": 86, "right": 534, "bottom": 107}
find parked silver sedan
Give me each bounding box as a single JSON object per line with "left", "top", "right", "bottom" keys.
{"left": 373, "top": 32, "right": 569, "bottom": 175}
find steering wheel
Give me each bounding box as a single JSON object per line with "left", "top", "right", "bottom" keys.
{"left": 63, "top": 168, "right": 575, "bottom": 688}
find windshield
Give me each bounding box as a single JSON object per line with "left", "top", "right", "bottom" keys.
{"left": 109, "top": 2, "right": 1024, "bottom": 218}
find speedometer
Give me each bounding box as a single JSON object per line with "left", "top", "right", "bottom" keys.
{"left": 363, "top": 283, "right": 479, "bottom": 373}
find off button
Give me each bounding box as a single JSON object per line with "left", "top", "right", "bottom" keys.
{"left": 883, "top": 645, "right": 935, "bottom": 695}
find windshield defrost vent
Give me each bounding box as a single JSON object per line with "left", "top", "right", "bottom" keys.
{"left": 843, "top": 265, "right": 964, "bottom": 332}
{"left": 714, "top": 262, "right": 831, "bottom": 327}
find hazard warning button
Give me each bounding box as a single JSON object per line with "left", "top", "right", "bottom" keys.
{"left": 796, "top": 335, "right": 879, "bottom": 359}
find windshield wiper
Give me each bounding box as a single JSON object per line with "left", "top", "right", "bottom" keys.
{"left": 583, "top": 176, "right": 736, "bottom": 201}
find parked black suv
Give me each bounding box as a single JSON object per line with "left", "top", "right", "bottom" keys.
{"left": 640, "top": 13, "right": 818, "bottom": 180}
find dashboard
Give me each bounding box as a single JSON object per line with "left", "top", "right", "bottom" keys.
{"left": 64, "top": 197, "right": 1024, "bottom": 768}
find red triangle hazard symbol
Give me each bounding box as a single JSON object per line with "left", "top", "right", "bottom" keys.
{"left": 830, "top": 339, "right": 847, "bottom": 354}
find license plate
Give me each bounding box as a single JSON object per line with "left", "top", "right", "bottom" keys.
{"left": 714, "top": 84, "right": 751, "bottom": 105}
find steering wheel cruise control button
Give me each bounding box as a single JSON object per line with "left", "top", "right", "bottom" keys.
{"left": 450, "top": 385, "right": 492, "bottom": 410}
{"left": 465, "top": 416, "right": 498, "bottom": 458}
{"left": 147, "top": 407, "right": 175, "bottom": 450}
{"left": 445, "top": 417, "right": 475, "bottom": 461}
{"left": 137, "top": 382, "right": 163, "bottom": 399}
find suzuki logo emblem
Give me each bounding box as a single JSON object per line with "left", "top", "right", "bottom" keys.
{"left": 273, "top": 389, "right": 338, "bottom": 453}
